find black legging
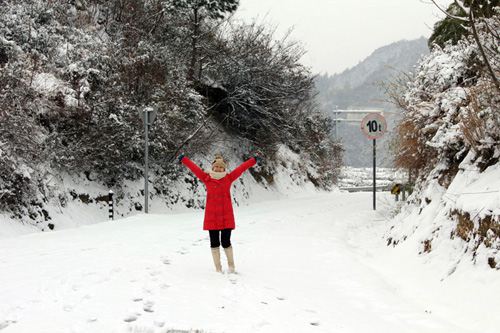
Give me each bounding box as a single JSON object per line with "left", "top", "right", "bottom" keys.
{"left": 209, "top": 229, "right": 232, "bottom": 248}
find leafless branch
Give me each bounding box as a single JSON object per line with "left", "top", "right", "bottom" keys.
{"left": 430, "top": 0, "right": 469, "bottom": 22}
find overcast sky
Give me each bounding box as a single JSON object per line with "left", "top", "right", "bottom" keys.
{"left": 235, "top": 0, "right": 451, "bottom": 75}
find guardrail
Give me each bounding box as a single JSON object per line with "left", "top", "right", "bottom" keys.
{"left": 340, "top": 183, "right": 413, "bottom": 201}
{"left": 340, "top": 186, "right": 389, "bottom": 193}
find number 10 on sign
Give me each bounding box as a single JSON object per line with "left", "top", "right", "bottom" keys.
{"left": 366, "top": 120, "right": 383, "bottom": 133}
{"left": 360, "top": 113, "right": 387, "bottom": 210}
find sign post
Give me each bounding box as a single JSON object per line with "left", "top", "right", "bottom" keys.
{"left": 360, "top": 112, "right": 387, "bottom": 210}
{"left": 142, "top": 106, "right": 158, "bottom": 214}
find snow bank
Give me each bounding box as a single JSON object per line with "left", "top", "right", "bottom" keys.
{"left": 0, "top": 146, "right": 327, "bottom": 239}
{"left": 390, "top": 14, "right": 500, "bottom": 269}
{"left": 387, "top": 153, "right": 500, "bottom": 270}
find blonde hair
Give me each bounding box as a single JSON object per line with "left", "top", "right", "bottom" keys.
{"left": 212, "top": 153, "right": 227, "bottom": 169}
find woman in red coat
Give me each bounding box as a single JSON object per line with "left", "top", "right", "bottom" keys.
{"left": 178, "top": 153, "right": 259, "bottom": 273}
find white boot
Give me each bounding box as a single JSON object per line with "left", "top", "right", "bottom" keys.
{"left": 224, "top": 246, "right": 235, "bottom": 273}
{"left": 211, "top": 247, "right": 222, "bottom": 273}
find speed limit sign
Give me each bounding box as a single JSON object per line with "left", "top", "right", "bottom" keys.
{"left": 360, "top": 113, "right": 387, "bottom": 140}
{"left": 360, "top": 112, "right": 387, "bottom": 211}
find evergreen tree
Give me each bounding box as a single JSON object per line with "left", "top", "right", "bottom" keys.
{"left": 429, "top": 0, "right": 499, "bottom": 48}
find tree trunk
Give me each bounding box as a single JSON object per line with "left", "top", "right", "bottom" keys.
{"left": 188, "top": 7, "right": 199, "bottom": 81}
{"left": 469, "top": 7, "right": 500, "bottom": 92}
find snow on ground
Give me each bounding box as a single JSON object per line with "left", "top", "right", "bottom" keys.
{"left": 1, "top": 192, "right": 498, "bottom": 333}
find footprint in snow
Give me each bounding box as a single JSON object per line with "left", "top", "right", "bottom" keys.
{"left": 149, "top": 270, "right": 161, "bottom": 277}
{"left": 111, "top": 267, "right": 122, "bottom": 274}
{"left": 143, "top": 300, "right": 154, "bottom": 313}
{"left": 80, "top": 247, "right": 96, "bottom": 252}
{"left": 123, "top": 312, "right": 141, "bottom": 322}
{"left": 310, "top": 322, "right": 320, "bottom": 326}
{"left": 0, "top": 320, "right": 16, "bottom": 330}
{"left": 63, "top": 304, "right": 74, "bottom": 312}
{"left": 255, "top": 320, "right": 270, "bottom": 328}
{"left": 142, "top": 286, "right": 154, "bottom": 295}
{"left": 192, "top": 239, "right": 204, "bottom": 246}
{"left": 123, "top": 311, "right": 142, "bottom": 323}
{"left": 161, "top": 257, "right": 171, "bottom": 265}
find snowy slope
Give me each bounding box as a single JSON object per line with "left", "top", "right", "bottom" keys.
{"left": 0, "top": 145, "right": 321, "bottom": 239}
{"left": 318, "top": 38, "right": 428, "bottom": 91}
{"left": 1, "top": 192, "right": 498, "bottom": 333}
{"left": 388, "top": 13, "right": 500, "bottom": 270}
{"left": 387, "top": 154, "right": 500, "bottom": 269}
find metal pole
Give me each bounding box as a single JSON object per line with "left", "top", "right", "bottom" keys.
{"left": 334, "top": 108, "right": 340, "bottom": 140}
{"left": 144, "top": 111, "right": 149, "bottom": 214}
{"left": 334, "top": 111, "right": 338, "bottom": 140}
{"left": 373, "top": 139, "right": 376, "bottom": 210}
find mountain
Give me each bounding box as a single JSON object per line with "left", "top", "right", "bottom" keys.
{"left": 315, "top": 37, "right": 429, "bottom": 167}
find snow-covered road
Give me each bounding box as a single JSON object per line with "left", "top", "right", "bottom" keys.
{"left": 0, "top": 192, "right": 497, "bottom": 332}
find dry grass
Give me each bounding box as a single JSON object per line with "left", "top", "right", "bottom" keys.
{"left": 459, "top": 89, "right": 485, "bottom": 154}
{"left": 453, "top": 211, "right": 475, "bottom": 242}
{"left": 423, "top": 239, "right": 432, "bottom": 253}
{"left": 394, "top": 118, "right": 435, "bottom": 175}
{"left": 452, "top": 210, "right": 500, "bottom": 249}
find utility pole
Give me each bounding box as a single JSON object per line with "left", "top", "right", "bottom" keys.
{"left": 142, "top": 106, "right": 157, "bottom": 214}
{"left": 333, "top": 106, "right": 339, "bottom": 140}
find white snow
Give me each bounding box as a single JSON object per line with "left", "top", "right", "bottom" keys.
{"left": 446, "top": 154, "right": 500, "bottom": 218}
{"left": 338, "top": 167, "right": 407, "bottom": 188}
{"left": 1, "top": 192, "right": 498, "bottom": 332}
{"left": 387, "top": 151, "right": 500, "bottom": 271}
{"left": 31, "top": 73, "right": 65, "bottom": 94}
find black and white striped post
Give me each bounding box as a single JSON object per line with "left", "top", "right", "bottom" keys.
{"left": 108, "top": 190, "right": 114, "bottom": 221}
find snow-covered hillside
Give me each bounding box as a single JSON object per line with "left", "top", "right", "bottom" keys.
{"left": 0, "top": 0, "right": 341, "bottom": 233}
{"left": 387, "top": 154, "right": 500, "bottom": 269}
{"left": 0, "top": 146, "right": 322, "bottom": 239}
{"left": 1, "top": 192, "right": 499, "bottom": 333}
{"left": 389, "top": 12, "right": 500, "bottom": 269}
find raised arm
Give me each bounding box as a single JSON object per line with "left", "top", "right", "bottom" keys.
{"left": 228, "top": 157, "right": 256, "bottom": 183}
{"left": 180, "top": 156, "right": 210, "bottom": 183}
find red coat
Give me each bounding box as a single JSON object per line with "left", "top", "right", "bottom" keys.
{"left": 181, "top": 156, "right": 256, "bottom": 230}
